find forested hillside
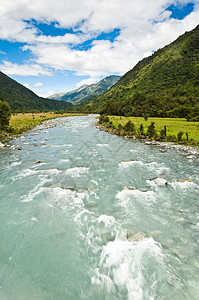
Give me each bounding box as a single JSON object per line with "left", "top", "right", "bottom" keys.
{"left": 0, "top": 71, "right": 72, "bottom": 112}
{"left": 79, "top": 25, "right": 199, "bottom": 120}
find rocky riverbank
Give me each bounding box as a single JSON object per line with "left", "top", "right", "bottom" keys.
{"left": 0, "top": 118, "right": 67, "bottom": 149}
{"left": 97, "top": 123, "right": 199, "bottom": 156}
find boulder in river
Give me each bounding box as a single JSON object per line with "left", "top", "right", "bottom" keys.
{"left": 154, "top": 178, "right": 168, "bottom": 186}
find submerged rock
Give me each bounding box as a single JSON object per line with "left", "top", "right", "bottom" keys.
{"left": 122, "top": 158, "right": 136, "bottom": 162}
{"left": 140, "top": 188, "right": 147, "bottom": 192}
{"left": 128, "top": 232, "right": 146, "bottom": 242}
{"left": 178, "top": 179, "right": 192, "bottom": 183}
{"left": 127, "top": 186, "right": 137, "bottom": 190}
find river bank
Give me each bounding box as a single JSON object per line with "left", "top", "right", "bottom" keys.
{"left": 97, "top": 120, "right": 199, "bottom": 156}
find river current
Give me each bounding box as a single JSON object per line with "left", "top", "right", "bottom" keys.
{"left": 0, "top": 115, "right": 199, "bottom": 299}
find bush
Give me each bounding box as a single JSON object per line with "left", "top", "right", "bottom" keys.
{"left": 139, "top": 123, "right": 144, "bottom": 135}
{"left": 167, "top": 135, "right": 177, "bottom": 142}
{"left": 99, "top": 115, "right": 109, "bottom": 123}
{"left": 0, "top": 100, "right": 11, "bottom": 130}
{"left": 118, "top": 123, "right": 123, "bottom": 130}
{"left": 177, "top": 131, "right": 184, "bottom": 141}
{"left": 160, "top": 125, "right": 167, "bottom": 138}
{"left": 124, "top": 120, "right": 135, "bottom": 132}
{"left": 188, "top": 116, "right": 199, "bottom": 122}
{"left": 147, "top": 122, "right": 156, "bottom": 138}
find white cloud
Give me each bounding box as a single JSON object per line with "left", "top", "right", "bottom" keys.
{"left": 33, "top": 82, "right": 43, "bottom": 87}
{"left": 0, "top": 0, "right": 198, "bottom": 79}
{"left": 0, "top": 61, "right": 52, "bottom": 76}
{"left": 75, "top": 77, "right": 100, "bottom": 88}
{"left": 36, "top": 90, "right": 56, "bottom": 98}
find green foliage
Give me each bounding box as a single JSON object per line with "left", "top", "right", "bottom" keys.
{"left": 99, "top": 115, "right": 199, "bottom": 146}
{"left": 139, "top": 123, "right": 144, "bottom": 135}
{"left": 118, "top": 123, "right": 123, "bottom": 130}
{"left": 160, "top": 125, "right": 167, "bottom": 138}
{"left": 147, "top": 122, "right": 156, "bottom": 138}
{"left": 123, "top": 120, "right": 135, "bottom": 133}
{"left": 177, "top": 131, "right": 184, "bottom": 141}
{"left": 77, "top": 25, "right": 199, "bottom": 119}
{"left": 99, "top": 115, "right": 109, "bottom": 123}
{"left": 0, "top": 99, "right": 11, "bottom": 130}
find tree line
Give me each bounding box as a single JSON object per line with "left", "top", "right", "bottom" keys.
{"left": 0, "top": 98, "right": 11, "bottom": 131}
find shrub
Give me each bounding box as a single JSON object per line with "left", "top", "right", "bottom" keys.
{"left": 118, "top": 123, "right": 123, "bottom": 130}
{"left": 103, "top": 116, "right": 109, "bottom": 123}
{"left": 167, "top": 135, "right": 177, "bottom": 142}
{"left": 124, "top": 120, "right": 135, "bottom": 132}
{"left": 177, "top": 131, "right": 184, "bottom": 141}
{"left": 139, "top": 123, "right": 144, "bottom": 135}
{"left": 160, "top": 125, "right": 167, "bottom": 138}
{"left": 147, "top": 122, "right": 156, "bottom": 138}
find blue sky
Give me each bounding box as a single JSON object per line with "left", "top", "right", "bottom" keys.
{"left": 0, "top": 0, "right": 198, "bottom": 98}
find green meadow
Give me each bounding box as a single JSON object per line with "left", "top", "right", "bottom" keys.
{"left": 106, "top": 116, "right": 199, "bottom": 145}
{"left": 0, "top": 112, "right": 85, "bottom": 142}
{"left": 9, "top": 112, "right": 85, "bottom": 135}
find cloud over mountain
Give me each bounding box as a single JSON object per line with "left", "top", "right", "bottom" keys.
{"left": 0, "top": 0, "right": 198, "bottom": 82}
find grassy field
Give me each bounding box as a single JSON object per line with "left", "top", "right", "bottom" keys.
{"left": 0, "top": 112, "right": 86, "bottom": 142}
{"left": 106, "top": 116, "right": 199, "bottom": 145}
{"left": 9, "top": 112, "right": 85, "bottom": 135}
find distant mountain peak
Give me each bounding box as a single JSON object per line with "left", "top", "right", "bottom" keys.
{"left": 49, "top": 75, "right": 121, "bottom": 104}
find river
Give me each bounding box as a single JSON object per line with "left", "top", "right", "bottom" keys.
{"left": 0, "top": 115, "right": 199, "bottom": 299}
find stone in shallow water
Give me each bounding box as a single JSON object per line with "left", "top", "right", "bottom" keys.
{"left": 140, "top": 188, "right": 147, "bottom": 192}
{"left": 154, "top": 178, "right": 168, "bottom": 186}
{"left": 128, "top": 232, "right": 146, "bottom": 242}
{"left": 127, "top": 186, "right": 137, "bottom": 190}
{"left": 178, "top": 179, "right": 192, "bottom": 183}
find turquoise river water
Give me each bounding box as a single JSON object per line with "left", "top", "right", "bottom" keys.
{"left": 0, "top": 115, "right": 199, "bottom": 299}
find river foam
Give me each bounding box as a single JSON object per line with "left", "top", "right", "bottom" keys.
{"left": 92, "top": 237, "right": 165, "bottom": 300}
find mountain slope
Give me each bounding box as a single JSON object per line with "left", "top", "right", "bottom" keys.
{"left": 50, "top": 75, "right": 120, "bottom": 104}
{"left": 79, "top": 25, "right": 199, "bottom": 119}
{"left": 0, "top": 71, "right": 72, "bottom": 112}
